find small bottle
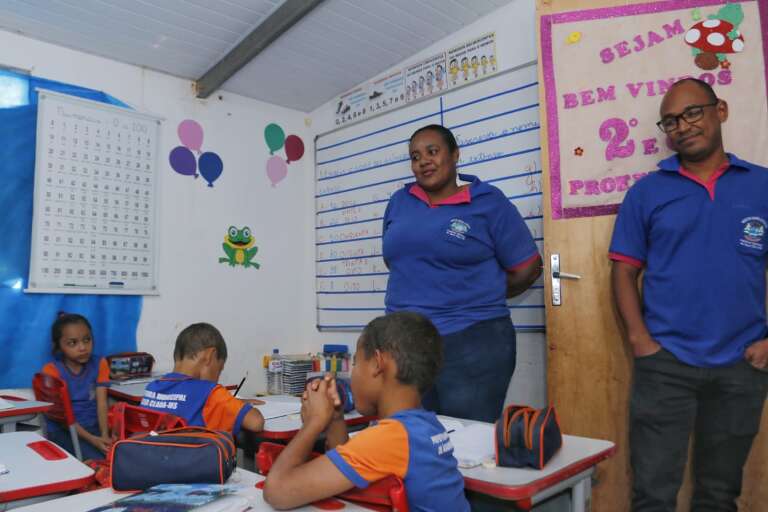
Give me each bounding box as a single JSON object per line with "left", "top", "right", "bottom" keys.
{"left": 267, "top": 349, "right": 284, "bottom": 395}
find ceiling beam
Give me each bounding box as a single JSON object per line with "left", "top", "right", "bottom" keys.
{"left": 195, "top": 0, "right": 324, "bottom": 99}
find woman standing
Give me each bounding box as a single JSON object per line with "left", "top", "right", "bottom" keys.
{"left": 383, "top": 124, "right": 541, "bottom": 422}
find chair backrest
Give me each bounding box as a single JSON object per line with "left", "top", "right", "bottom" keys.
{"left": 32, "top": 372, "right": 76, "bottom": 427}
{"left": 109, "top": 402, "right": 187, "bottom": 442}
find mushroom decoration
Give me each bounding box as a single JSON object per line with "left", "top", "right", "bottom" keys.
{"left": 685, "top": 4, "right": 745, "bottom": 70}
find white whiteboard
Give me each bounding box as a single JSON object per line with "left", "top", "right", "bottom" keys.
{"left": 315, "top": 62, "right": 544, "bottom": 331}
{"left": 27, "top": 89, "right": 162, "bottom": 295}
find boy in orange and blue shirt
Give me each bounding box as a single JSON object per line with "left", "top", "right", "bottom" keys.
{"left": 140, "top": 323, "right": 264, "bottom": 435}
{"left": 264, "top": 312, "right": 470, "bottom": 512}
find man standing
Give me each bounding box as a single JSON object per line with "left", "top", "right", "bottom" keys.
{"left": 610, "top": 78, "right": 768, "bottom": 511}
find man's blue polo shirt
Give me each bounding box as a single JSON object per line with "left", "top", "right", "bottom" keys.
{"left": 609, "top": 154, "right": 768, "bottom": 367}
{"left": 383, "top": 173, "right": 539, "bottom": 335}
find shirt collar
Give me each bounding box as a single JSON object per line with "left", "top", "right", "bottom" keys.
{"left": 408, "top": 173, "right": 483, "bottom": 207}
{"left": 657, "top": 153, "right": 750, "bottom": 173}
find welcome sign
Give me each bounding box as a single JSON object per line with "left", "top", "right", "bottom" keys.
{"left": 541, "top": 0, "right": 768, "bottom": 219}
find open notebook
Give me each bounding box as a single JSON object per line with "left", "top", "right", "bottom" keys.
{"left": 439, "top": 418, "right": 496, "bottom": 468}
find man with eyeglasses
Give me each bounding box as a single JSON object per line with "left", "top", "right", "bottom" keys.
{"left": 609, "top": 78, "right": 768, "bottom": 511}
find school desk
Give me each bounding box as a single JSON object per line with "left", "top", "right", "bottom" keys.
{"left": 252, "top": 395, "right": 371, "bottom": 440}
{"left": 0, "top": 397, "right": 52, "bottom": 434}
{"left": 0, "top": 431, "right": 94, "bottom": 510}
{"left": 445, "top": 416, "right": 616, "bottom": 512}
{"left": 12, "top": 467, "right": 373, "bottom": 511}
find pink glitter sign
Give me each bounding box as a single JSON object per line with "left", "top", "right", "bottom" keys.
{"left": 540, "top": 0, "right": 768, "bottom": 219}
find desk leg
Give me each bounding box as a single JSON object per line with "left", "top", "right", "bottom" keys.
{"left": 571, "top": 475, "right": 592, "bottom": 512}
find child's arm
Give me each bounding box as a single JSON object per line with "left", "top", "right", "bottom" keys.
{"left": 263, "top": 380, "right": 355, "bottom": 509}
{"left": 240, "top": 407, "right": 265, "bottom": 432}
{"left": 96, "top": 386, "right": 109, "bottom": 439}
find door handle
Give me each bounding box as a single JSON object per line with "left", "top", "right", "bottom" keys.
{"left": 550, "top": 254, "right": 580, "bottom": 306}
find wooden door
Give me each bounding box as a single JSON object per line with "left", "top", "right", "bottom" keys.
{"left": 536, "top": 1, "right": 768, "bottom": 510}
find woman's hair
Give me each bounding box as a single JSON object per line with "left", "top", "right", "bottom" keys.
{"left": 409, "top": 124, "right": 459, "bottom": 153}
{"left": 51, "top": 312, "right": 92, "bottom": 355}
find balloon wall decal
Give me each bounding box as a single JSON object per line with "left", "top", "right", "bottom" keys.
{"left": 284, "top": 135, "right": 305, "bottom": 163}
{"left": 169, "top": 146, "right": 197, "bottom": 177}
{"left": 169, "top": 119, "right": 223, "bottom": 188}
{"left": 264, "top": 123, "right": 285, "bottom": 155}
{"left": 199, "top": 152, "right": 223, "bottom": 187}
{"left": 177, "top": 120, "right": 204, "bottom": 153}
{"left": 262, "top": 122, "right": 305, "bottom": 188}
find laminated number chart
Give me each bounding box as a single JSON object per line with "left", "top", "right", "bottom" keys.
{"left": 27, "top": 90, "right": 162, "bottom": 295}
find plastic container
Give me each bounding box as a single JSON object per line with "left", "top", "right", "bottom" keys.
{"left": 266, "top": 349, "right": 284, "bottom": 395}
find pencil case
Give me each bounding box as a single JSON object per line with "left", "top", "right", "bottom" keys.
{"left": 106, "top": 351, "right": 155, "bottom": 380}
{"left": 495, "top": 404, "right": 562, "bottom": 469}
{"left": 110, "top": 427, "right": 236, "bottom": 491}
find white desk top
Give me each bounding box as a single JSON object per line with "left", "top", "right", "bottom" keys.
{"left": 14, "top": 468, "right": 373, "bottom": 511}
{"left": 441, "top": 416, "right": 615, "bottom": 501}
{"left": 0, "top": 400, "right": 51, "bottom": 420}
{"left": 0, "top": 432, "right": 94, "bottom": 502}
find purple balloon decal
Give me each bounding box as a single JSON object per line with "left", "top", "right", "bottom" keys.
{"left": 169, "top": 146, "right": 197, "bottom": 177}
{"left": 284, "top": 135, "right": 305, "bottom": 163}
{"left": 266, "top": 155, "right": 288, "bottom": 187}
{"left": 178, "top": 119, "right": 204, "bottom": 152}
{"left": 198, "top": 152, "right": 223, "bottom": 187}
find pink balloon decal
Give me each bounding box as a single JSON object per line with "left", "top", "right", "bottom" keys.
{"left": 284, "top": 135, "right": 305, "bottom": 163}
{"left": 169, "top": 146, "right": 197, "bottom": 177}
{"left": 178, "top": 119, "right": 204, "bottom": 153}
{"left": 266, "top": 155, "right": 288, "bottom": 187}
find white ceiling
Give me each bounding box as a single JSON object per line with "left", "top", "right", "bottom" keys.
{"left": 0, "top": 0, "right": 511, "bottom": 112}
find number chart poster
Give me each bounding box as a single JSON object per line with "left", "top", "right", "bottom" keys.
{"left": 28, "top": 90, "right": 162, "bottom": 294}
{"left": 541, "top": 0, "right": 768, "bottom": 219}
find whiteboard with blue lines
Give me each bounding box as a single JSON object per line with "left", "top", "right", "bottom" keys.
{"left": 315, "top": 62, "right": 544, "bottom": 332}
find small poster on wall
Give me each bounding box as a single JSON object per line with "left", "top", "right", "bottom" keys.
{"left": 332, "top": 32, "right": 499, "bottom": 127}
{"left": 334, "top": 70, "right": 405, "bottom": 126}
{"left": 447, "top": 32, "right": 498, "bottom": 88}
{"left": 405, "top": 53, "right": 448, "bottom": 103}
{"left": 541, "top": 0, "right": 768, "bottom": 219}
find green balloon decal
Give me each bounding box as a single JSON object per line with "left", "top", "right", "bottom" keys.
{"left": 264, "top": 123, "right": 286, "bottom": 155}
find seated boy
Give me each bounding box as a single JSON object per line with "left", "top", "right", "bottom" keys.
{"left": 263, "top": 312, "right": 470, "bottom": 511}
{"left": 140, "top": 323, "right": 264, "bottom": 435}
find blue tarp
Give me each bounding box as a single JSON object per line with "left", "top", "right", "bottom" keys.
{"left": 0, "top": 72, "right": 141, "bottom": 388}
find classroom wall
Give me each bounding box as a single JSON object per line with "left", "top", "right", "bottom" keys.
{"left": 305, "top": 0, "right": 548, "bottom": 408}
{"left": 0, "top": 30, "right": 313, "bottom": 395}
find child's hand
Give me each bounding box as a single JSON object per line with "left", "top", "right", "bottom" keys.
{"left": 302, "top": 379, "right": 336, "bottom": 432}
{"left": 92, "top": 435, "right": 112, "bottom": 454}
{"left": 305, "top": 374, "right": 344, "bottom": 420}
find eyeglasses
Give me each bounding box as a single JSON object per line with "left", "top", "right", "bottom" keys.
{"left": 656, "top": 101, "right": 719, "bottom": 133}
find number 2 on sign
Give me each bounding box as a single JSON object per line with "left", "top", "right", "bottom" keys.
{"left": 599, "top": 118, "right": 636, "bottom": 161}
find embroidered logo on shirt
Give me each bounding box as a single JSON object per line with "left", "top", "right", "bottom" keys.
{"left": 739, "top": 217, "right": 767, "bottom": 250}
{"left": 446, "top": 218, "right": 470, "bottom": 240}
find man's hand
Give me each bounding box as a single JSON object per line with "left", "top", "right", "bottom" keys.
{"left": 631, "top": 335, "right": 662, "bottom": 358}
{"left": 745, "top": 339, "right": 768, "bottom": 370}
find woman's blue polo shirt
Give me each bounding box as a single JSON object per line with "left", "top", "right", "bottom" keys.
{"left": 383, "top": 173, "right": 539, "bottom": 335}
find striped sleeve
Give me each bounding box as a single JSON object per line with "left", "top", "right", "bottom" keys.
{"left": 41, "top": 362, "right": 60, "bottom": 378}
{"left": 326, "top": 419, "right": 409, "bottom": 488}
{"left": 96, "top": 357, "right": 111, "bottom": 386}
{"left": 202, "top": 385, "right": 251, "bottom": 435}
